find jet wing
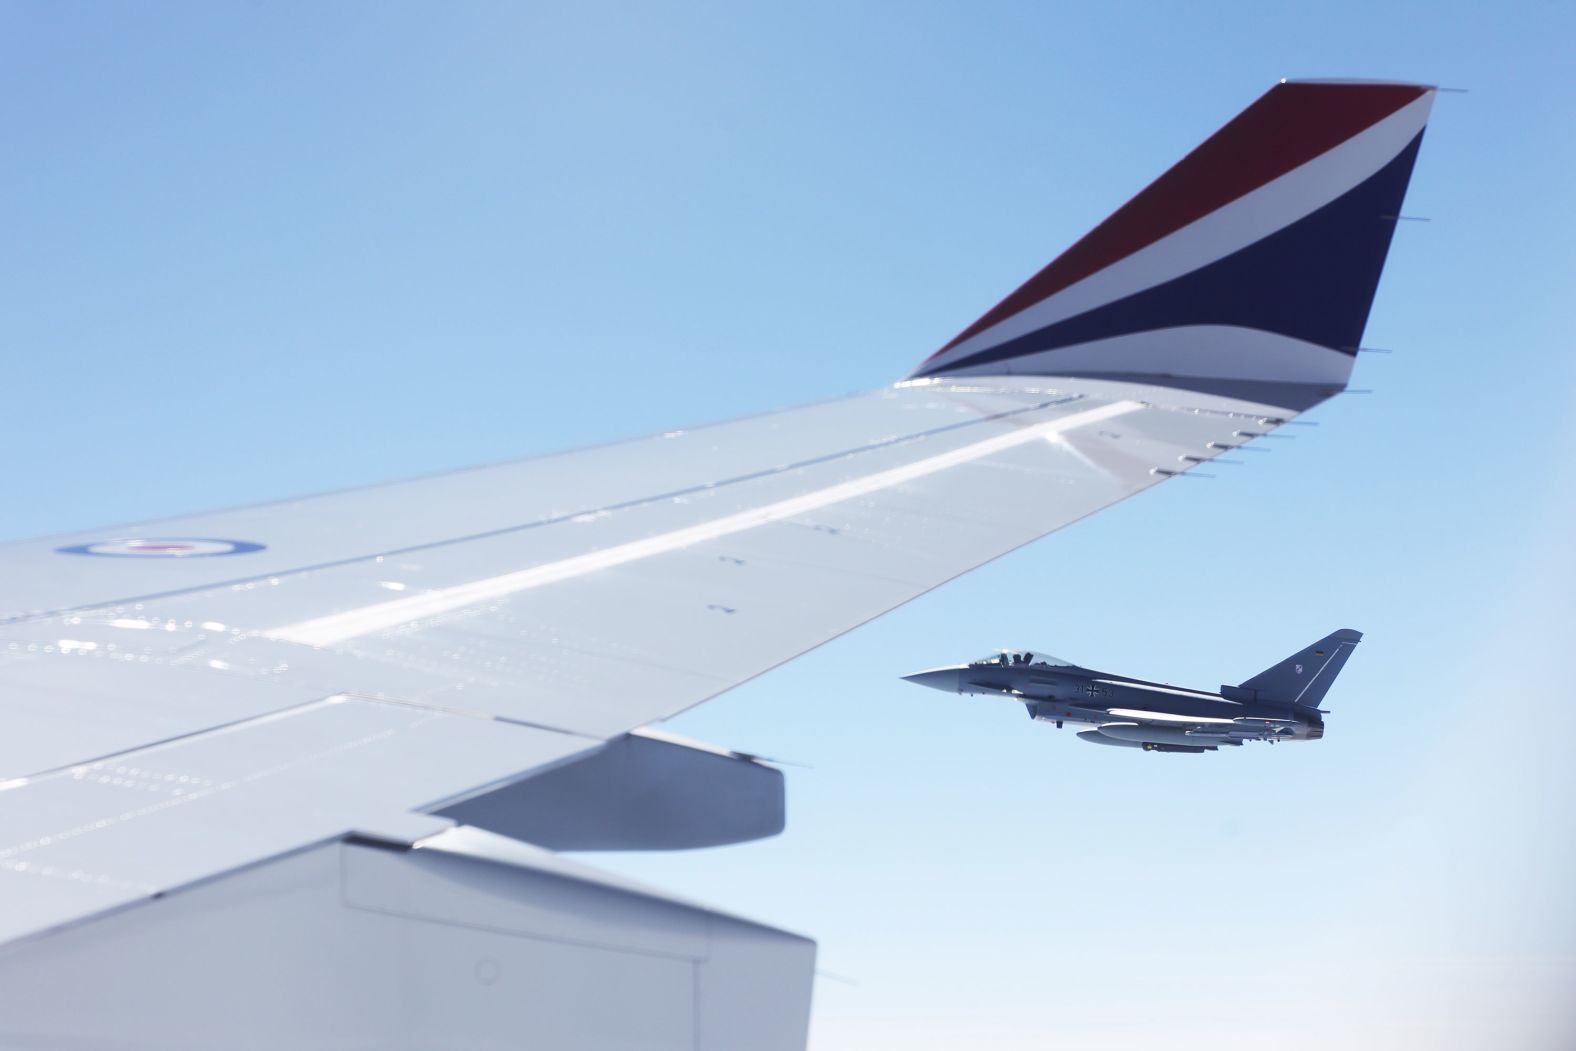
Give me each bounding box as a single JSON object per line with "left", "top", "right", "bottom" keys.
{"left": 0, "top": 79, "right": 1433, "bottom": 1049}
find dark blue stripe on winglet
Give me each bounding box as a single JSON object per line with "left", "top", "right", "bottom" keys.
{"left": 921, "top": 132, "right": 1425, "bottom": 377}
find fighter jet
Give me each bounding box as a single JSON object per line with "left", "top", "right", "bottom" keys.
{"left": 903, "top": 630, "right": 1361, "bottom": 753}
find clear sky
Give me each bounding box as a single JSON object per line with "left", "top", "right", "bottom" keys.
{"left": 4, "top": 3, "right": 1574, "bottom": 1048}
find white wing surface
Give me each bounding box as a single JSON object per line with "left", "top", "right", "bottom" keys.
{"left": 0, "top": 80, "right": 1433, "bottom": 1050}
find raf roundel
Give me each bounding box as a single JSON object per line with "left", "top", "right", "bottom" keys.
{"left": 56, "top": 537, "right": 267, "bottom": 559}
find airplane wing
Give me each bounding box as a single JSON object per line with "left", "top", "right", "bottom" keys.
{"left": 0, "top": 80, "right": 1433, "bottom": 1049}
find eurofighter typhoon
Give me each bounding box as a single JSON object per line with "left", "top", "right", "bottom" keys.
{"left": 904, "top": 631, "right": 1361, "bottom": 752}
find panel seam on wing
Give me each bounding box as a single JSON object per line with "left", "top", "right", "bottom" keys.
{"left": 264, "top": 400, "right": 1145, "bottom": 647}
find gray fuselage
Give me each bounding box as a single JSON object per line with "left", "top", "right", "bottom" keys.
{"left": 904, "top": 652, "right": 1326, "bottom": 753}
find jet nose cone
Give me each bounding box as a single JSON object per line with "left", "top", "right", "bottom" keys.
{"left": 901, "top": 667, "right": 963, "bottom": 693}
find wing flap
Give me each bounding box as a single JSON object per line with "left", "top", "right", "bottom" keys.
{"left": 0, "top": 830, "right": 814, "bottom": 1051}
{"left": 0, "top": 646, "right": 321, "bottom": 781}
{"left": 0, "top": 694, "right": 594, "bottom": 945}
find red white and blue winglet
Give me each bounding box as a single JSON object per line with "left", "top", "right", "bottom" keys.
{"left": 911, "top": 80, "right": 1434, "bottom": 391}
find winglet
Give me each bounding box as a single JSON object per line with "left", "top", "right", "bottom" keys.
{"left": 911, "top": 81, "right": 1435, "bottom": 392}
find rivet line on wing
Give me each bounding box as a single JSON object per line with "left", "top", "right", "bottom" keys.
{"left": 265, "top": 400, "right": 1144, "bottom": 647}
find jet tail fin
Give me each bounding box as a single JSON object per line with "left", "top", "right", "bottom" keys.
{"left": 1230, "top": 629, "right": 1362, "bottom": 708}
{"left": 909, "top": 81, "right": 1435, "bottom": 395}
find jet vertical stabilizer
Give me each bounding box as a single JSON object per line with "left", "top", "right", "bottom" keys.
{"left": 1234, "top": 629, "right": 1362, "bottom": 708}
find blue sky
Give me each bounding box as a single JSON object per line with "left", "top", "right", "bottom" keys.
{"left": 4, "top": 3, "right": 1574, "bottom": 1047}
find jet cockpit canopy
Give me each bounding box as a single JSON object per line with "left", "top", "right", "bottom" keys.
{"left": 969, "top": 650, "right": 1072, "bottom": 668}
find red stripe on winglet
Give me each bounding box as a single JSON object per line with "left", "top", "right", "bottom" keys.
{"left": 933, "top": 82, "right": 1429, "bottom": 357}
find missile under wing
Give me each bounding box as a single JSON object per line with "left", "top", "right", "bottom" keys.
{"left": 0, "top": 80, "right": 1428, "bottom": 1048}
